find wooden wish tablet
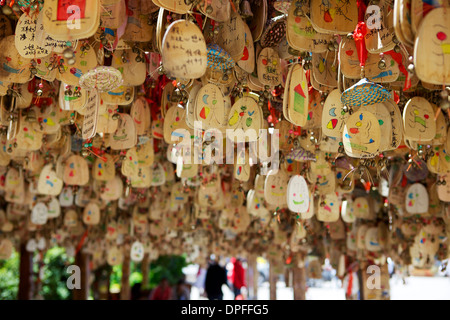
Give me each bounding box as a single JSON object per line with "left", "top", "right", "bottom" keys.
{"left": 343, "top": 111, "right": 381, "bottom": 158}
{"left": 42, "top": 0, "right": 100, "bottom": 40}
{"left": 414, "top": 8, "right": 450, "bottom": 85}
{"left": 162, "top": 19, "right": 207, "bottom": 80}
{"left": 402, "top": 97, "right": 436, "bottom": 142}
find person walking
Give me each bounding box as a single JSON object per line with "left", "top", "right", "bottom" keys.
{"left": 150, "top": 277, "right": 172, "bottom": 300}
{"left": 173, "top": 277, "right": 191, "bottom": 300}
{"left": 204, "top": 256, "right": 228, "bottom": 300}
{"left": 194, "top": 261, "right": 208, "bottom": 297}
{"left": 230, "top": 257, "right": 246, "bottom": 299}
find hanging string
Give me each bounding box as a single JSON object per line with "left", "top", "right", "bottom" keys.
{"left": 354, "top": 0, "right": 368, "bottom": 77}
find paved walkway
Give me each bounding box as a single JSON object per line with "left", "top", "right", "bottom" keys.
{"left": 190, "top": 276, "right": 450, "bottom": 300}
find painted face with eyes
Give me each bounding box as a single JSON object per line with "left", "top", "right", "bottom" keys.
{"left": 339, "top": 38, "right": 379, "bottom": 78}
{"left": 405, "top": 183, "right": 429, "bottom": 214}
{"left": 270, "top": 176, "right": 286, "bottom": 197}
{"left": 131, "top": 241, "right": 145, "bottom": 262}
{"left": 264, "top": 170, "right": 289, "bottom": 206}
{"left": 152, "top": 113, "right": 164, "bottom": 139}
{"left": 257, "top": 47, "right": 281, "bottom": 87}
{"left": 83, "top": 202, "right": 100, "bottom": 225}
{"left": 409, "top": 106, "right": 429, "bottom": 133}
{"left": 343, "top": 111, "right": 381, "bottom": 157}
{"left": 196, "top": 84, "right": 226, "bottom": 130}
{"left": 353, "top": 197, "right": 370, "bottom": 219}
{"left": 403, "top": 97, "right": 436, "bottom": 141}
{"left": 430, "top": 19, "right": 450, "bottom": 67}
{"left": 322, "top": 89, "right": 348, "bottom": 138}
{"left": 415, "top": 8, "right": 450, "bottom": 84}
{"left": 287, "top": 175, "right": 309, "bottom": 213}
{"left": 227, "top": 97, "right": 262, "bottom": 142}
{"left": 318, "top": 194, "right": 339, "bottom": 222}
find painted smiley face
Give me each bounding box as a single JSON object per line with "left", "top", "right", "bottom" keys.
{"left": 152, "top": 114, "right": 164, "bottom": 138}
{"left": 132, "top": 105, "right": 143, "bottom": 125}
{"left": 264, "top": 170, "right": 289, "bottom": 206}
{"left": 287, "top": 175, "right": 310, "bottom": 213}
{"left": 269, "top": 174, "right": 286, "bottom": 197}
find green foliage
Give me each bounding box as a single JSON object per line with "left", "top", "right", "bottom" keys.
{"left": 109, "top": 264, "right": 122, "bottom": 293}
{"left": 130, "top": 261, "right": 143, "bottom": 287}
{"left": 0, "top": 250, "right": 19, "bottom": 300}
{"left": 1, "top": 249, "right": 190, "bottom": 299}
{"left": 0, "top": 247, "right": 75, "bottom": 300}
{"left": 148, "top": 255, "right": 188, "bottom": 289}
{"left": 40, "top": 247, "right": 74, "bottom": 300}
{"left": 108, "top": 255, "right": 189, "bottom": 291}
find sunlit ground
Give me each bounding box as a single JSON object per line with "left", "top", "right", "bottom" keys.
{"left": 190, "top": 276, "right": 450, "bottom": 300}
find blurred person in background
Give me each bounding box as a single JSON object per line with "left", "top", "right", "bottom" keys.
{"left": 230, "top": 257, "right": 246, "bottom": 299}
{"left": 173, "top": 276, "right": 191, "bottom": 300}
{"left": 194, "top": 259, "right": 208, "bottom": 297}
{"left": 205, "top": 255, "right": 228, "bottom": 300}
{"left": 150, "top": 277, "right": 172, "bottom": 300}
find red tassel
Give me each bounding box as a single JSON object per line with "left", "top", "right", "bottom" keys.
{"left": 401, "top": 174, "right": 407, "bottom": 187}
{"left": 195, "top": 13, "right": 203, "bottom": 31}
{"left": 384, "top": 50, "right": 411, "bottom": 91}
{"left": 357, "top": 0, "right": 367, "bottom": 22}
{"left": 347, "top": 271, "right": 353, "bottom": 297}
{"left": 124, "top": 0, "right": 133, "bottom": 16}
{"left": 75, "top": 229, "right": 89, "bottom": 256}
{"left": 267, "top": 100, "right": 278, "bottom": 124}
{"left": 394, "top": 91, "right": 400, "bottom": 104}
{"left": 353, "top": 22, "right": 368, "bottom": 68}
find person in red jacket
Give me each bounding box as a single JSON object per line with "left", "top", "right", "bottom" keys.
{"left": 231, "top": 257, "right": 246, "bottom": 299}
{"left": 150, "top": 277, "right": 172, "bottom": 300}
